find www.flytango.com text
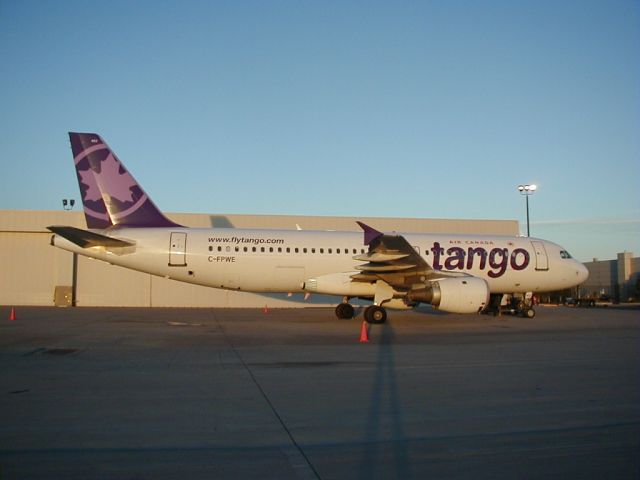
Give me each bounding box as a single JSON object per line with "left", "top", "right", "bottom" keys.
{"left": 208, "top": 236, "right": 285, "bottom": 245}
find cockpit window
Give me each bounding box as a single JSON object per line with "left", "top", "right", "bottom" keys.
{"left": 560, "top": 250, "right": 573, "bottom": 259}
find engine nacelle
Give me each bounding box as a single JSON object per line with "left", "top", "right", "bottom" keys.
{"left": 408, "top": 277, "right": 490, "bottom": 314}
{"left": 304, "top": 272, "right": 376, "bottom": 297}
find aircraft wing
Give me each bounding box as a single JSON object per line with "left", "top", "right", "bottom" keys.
{"left": 47, "top": 226, "right": 136, "bottom": 249}
{"left": 353, "top": 222, "right": 467, "bottom": 290}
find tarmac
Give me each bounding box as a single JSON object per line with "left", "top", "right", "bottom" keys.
{"left": 0, "top": 305, "right": 638, "bottom": 479}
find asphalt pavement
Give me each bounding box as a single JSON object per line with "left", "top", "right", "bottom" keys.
{"left": 1, "top": 305, "right": 638, "bottom": 479}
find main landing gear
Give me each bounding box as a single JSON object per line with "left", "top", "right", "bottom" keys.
{"left": 334, "top": 300, "right": 388, "bottom": 324}
{"left": 335, "top": 302, "right": 355, "bottom": 319}
{"left": 363, "top": 305, "right": 387, "bottom": 324}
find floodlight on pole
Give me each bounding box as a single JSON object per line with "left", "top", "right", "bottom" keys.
{"left": 517, "top": 184, "right": 537, "bottom": 237}
{"left": 62, "top": 198, "right": 75, "bottom": 211}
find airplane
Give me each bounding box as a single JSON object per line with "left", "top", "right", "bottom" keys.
{"left": 48, "top": 132, "right": 589, "bottom": 323}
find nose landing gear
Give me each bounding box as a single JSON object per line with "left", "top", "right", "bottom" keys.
{"left": 485, "top": 293, "right": 536, "bottom": 318}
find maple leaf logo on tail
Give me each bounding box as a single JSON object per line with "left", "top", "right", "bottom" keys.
{"left": 73, "top": 143, "right": 112, "bottom": 228}
{"left": 91, "top": 153, "right": 137, "bottom": 204}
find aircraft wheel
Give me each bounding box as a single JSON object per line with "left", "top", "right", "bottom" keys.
{"left": 335, "top": 303, "right": 354, "bottom": 319}
{"left": 364, "top": 305, "right": 387, "bottom": 324}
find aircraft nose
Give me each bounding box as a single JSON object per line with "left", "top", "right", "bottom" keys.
{"left": 577, "top": 262, "right": 589, "bottom": 284}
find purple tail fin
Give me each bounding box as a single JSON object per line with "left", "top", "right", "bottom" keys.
{"left": 69, "top": 132, "right": 182, "bottom": 228}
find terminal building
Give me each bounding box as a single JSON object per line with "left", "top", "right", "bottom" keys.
{"left": 2, "top": 209, "right": 636, "bottom": 307}
{"left": 580, "top": 252, "right": 639, "bottom": 303}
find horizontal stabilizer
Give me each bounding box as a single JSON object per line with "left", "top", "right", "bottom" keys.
{"left": 47, "top": 226, "right": 135, "bottom": 249}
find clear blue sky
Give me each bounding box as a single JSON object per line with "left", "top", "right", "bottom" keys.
{"left": 1, "top": 0, "right": 638, "bottom": 262}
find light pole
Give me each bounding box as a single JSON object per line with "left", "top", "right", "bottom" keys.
{"left": 517, "top": 184, "right": 537, "bottom": 237}
{"left": 61, "top": 198, "right": 77, "bottom": 306}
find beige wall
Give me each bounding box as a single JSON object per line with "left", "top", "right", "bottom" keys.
{"left": 0, "top": 209, "right": 519, "bottom": 307}
{"left": 0, "top": 232, "right": 63, "bottom": 305}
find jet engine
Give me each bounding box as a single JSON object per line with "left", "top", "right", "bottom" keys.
{"left": 407, "top": 277, "right": 490, "bottom": 314}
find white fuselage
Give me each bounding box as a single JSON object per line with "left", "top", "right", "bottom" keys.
{"left": 52, "top": 227, "right": 589, "bottom": 297}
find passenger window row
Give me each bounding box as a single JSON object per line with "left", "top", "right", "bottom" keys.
{"left": 208, "top": 245, "right": 367, "bottom": 255}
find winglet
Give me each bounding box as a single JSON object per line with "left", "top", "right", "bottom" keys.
{"left": 356, "top": 222, "right": 383, "bottom": 245}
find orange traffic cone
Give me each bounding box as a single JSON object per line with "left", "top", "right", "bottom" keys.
{"left": 359, "top": 321, "right": 369, "bottom": 343}
{"left": 9, "top": 307, "right": 16, "bottom": 321}
{"left": 263, "top": 305, "right": 269, "bottom": 314}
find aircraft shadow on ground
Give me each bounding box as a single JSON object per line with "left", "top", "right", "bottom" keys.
{"left": 359, "top": 322, "right": 411, "bottom": 478}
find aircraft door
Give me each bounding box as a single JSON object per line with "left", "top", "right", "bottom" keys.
{"left": 169, "top": 232, "right": 187, "bottom": 266}
{"left": 531, "top": 241, "right": 549, "bottom": 271}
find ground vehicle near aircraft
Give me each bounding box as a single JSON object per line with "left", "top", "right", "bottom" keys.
{"left": 566, "top": 295, "right": 613, "bottom": 308}
{"left": 49, "top": 133, "right": 589, "bottom": 323}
